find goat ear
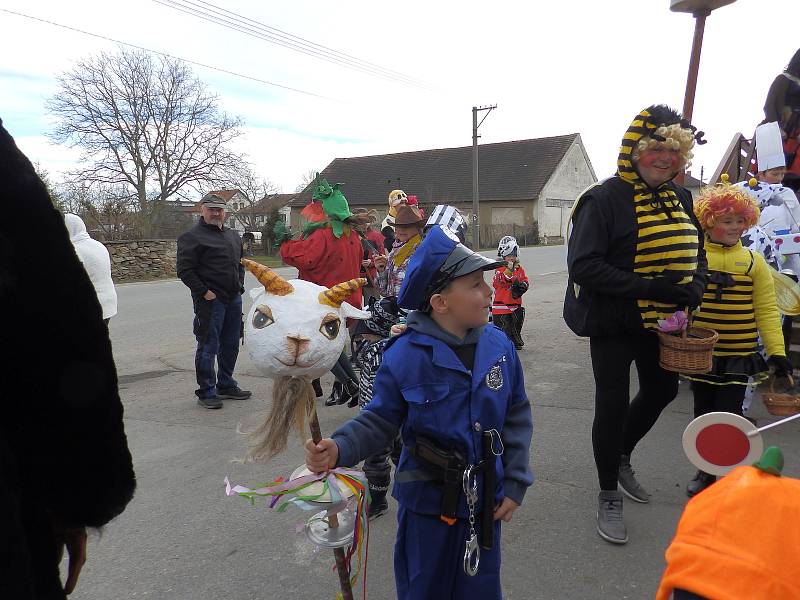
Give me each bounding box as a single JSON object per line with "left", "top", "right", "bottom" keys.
{"left": 249, "top": 287, "right": 263, "bottom": 301}
{"left": 340, "top": 302, "right": 371, "bottom": 320}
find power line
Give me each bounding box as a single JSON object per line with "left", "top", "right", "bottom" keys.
{"left": 0, "top": 7, "right": 331, "bottom": 100}
{"left": 155, "top": 0, "right": 429, "bottom": 88}
{"left": 190, "top": 0, "right": 426, "bottom": 84}
{"left": 153, "top": 0, "right": 432, "bottom": 89}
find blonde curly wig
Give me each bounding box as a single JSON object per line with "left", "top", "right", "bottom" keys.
{"left": 632, "top": 123, "right": 696, "bottom": 170}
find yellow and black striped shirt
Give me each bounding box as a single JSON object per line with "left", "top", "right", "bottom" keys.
{"left": 618, "top": 108, "right": 700, "bottom": 330}
{"left": 692, "top": 240, "right": 784, "bottom": 358}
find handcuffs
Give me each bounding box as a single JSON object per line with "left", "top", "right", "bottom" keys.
{"left": 463, "top": 465, "right": 481, "bottom": 576}
{"left": 463, "top": 429, "right": 504, "bottom": 577}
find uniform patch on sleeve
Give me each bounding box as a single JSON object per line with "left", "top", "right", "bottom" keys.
{"left": 486, "top": 364, "right": 504, "bottom": 391}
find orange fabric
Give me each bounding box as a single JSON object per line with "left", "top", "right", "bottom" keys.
{"left": 656, "top": 466, "right": 800, "bottom": 600}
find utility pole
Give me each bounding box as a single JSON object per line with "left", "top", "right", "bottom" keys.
{"left": 670, "top": 0, "right": 736, "bottom": 184}
{"left": 472, "top": 104, "right": 496, "bottom": 249}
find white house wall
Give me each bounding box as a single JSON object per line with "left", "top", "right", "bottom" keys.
{"left": 537, "top": 139, "right": 597, "bottom": 238}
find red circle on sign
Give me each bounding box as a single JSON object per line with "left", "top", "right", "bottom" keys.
{"left": 695, "top": 423, "right": 751, "bottom": 466}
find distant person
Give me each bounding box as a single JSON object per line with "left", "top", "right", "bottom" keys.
{"left": 492, "top": 236, "right": 529, "bottom": 349}
{"left": 0, "top": 118, "right": 136, "bottom": 599}
{"left": 177, "top": 194, "right": 251, "bottom": 409}
{"left": 763, "top": 48, "right": 800, "bottom": 187}
{"left": 363, "top": 209, "right": 386, "bottom": 254}
{"left": 64, "top": 213, "right": 117, "bottom": 324}
{"left": 351, "top": 208, "right": 385, "bottom": 305}
{"left": 375, "top": 204, "right": 426, "bottom": 300}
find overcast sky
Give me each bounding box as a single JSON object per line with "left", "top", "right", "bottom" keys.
{"left": 1, "top": 0, "right": 797, "bottom": 194}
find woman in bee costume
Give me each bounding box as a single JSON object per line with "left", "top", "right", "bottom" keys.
{"left": 564, "top": 105, "right": 708, "bottom": 544}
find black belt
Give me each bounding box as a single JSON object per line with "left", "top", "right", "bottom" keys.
{"left": 407, "top": 433, "right": 497, "bottom": 550}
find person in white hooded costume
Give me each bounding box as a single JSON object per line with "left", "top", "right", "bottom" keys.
{"left": 64, "top": 213, "right": 118, "bottom": 321}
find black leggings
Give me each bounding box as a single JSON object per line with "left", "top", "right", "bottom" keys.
{"left": 590, "top": 333, "right": 679, "bottom": 490}
{"left": 691, "top": 380, "right": 746, "bottom": 418}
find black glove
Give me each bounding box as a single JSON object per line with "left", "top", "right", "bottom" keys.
{"left": 510, "top": 281, "right": 529, "bottom": 299}
{"left": 682, "top": 276, "right": 707, "bottom": 311}
{"left": 768, "top": 355, "right": 793, "bottom": 378}
{"left": 646, "top": 277, "right": 692, "bottom": 306}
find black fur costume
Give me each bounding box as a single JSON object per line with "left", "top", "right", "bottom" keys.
{"left": 0, "top": 119, "right": 136, "bottom": 599}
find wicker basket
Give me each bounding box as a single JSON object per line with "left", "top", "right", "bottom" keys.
{"left": 657, "top": 326, "right": 719, "bottom": 374}
{"left": 762, "top": 375, "right": 800, "bottom": 416}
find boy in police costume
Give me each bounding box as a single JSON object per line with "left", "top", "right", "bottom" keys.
{"left": 305, "top": 225, "right": 533, "bottom": 599}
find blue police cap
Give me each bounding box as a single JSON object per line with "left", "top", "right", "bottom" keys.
{"left": 397, "top": 224, "right": 504, "bottom": 310}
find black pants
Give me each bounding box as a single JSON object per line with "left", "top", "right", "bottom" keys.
{"left": 494, "top": 310, "right": 524, "bottom": 346}
{"left": 691, "top": 380, "right": 746, "bottom": 418}
{"left": 590, "top": 333, "right": 679, "bottom": 490}
{"left": 311, "top": 351, "right": 359, "bottom": 398}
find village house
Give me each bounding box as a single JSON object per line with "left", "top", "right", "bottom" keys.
{"left": 288, "top": 133, "right": 597, "bottom": 247}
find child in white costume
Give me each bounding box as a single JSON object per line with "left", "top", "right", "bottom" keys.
{"left": 737, "top": 122, "right": 800, "bottom": 414}
{"left": 736, "top": 122, "right": 800, "bottom": 274}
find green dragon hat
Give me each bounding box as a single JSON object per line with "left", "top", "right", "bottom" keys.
{"left": 309, "top": 174, "right": 353, "bottom": 238}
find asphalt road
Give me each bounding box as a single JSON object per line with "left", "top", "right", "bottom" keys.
{"left": 70, "top": 244, "right": 800, "bottom": 599}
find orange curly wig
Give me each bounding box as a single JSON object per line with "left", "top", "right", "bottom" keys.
{"left": 694, "top": 183, "right": 760, "bottom": 231}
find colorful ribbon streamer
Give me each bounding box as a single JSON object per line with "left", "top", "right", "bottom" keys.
{"left": 225, "top": 468, "right": 371, "bottom": 599}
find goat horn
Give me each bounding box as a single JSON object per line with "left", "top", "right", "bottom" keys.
{"left": 241, "top": 259, "right": 293, "bottom": 296}
{"left": 319, "top": 278, "right": 367, "bottom": 307}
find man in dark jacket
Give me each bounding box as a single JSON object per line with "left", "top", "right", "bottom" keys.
{"left": 0, "top": 118, "right": 135, "bottom": 599}
{"left": 564, "top": 105, "right": 708, "bottom": 545}
{"left": 177, "top": 195, "right": 251, "bottom": 408}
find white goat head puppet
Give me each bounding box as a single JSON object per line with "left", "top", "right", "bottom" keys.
{"left": 241, "top": 259, "right": 369, "bottom": 461}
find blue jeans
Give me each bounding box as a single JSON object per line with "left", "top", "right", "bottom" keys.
{"left": 193, "top": 296, "right": 242, "bottom": 399}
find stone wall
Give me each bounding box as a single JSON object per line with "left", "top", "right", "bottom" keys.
{"left": 104, "top": 240, "right": 177, "bottom": 282}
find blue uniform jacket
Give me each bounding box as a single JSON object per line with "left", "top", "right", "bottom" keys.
{"left": 333, "top": 324, "right": 533, "bottom": 518}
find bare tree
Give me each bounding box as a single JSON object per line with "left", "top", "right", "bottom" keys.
{"left": 57, "top": 180, "right": 92, "bottom": 216}
{"left": 294, "top": 169, "right": 319, "bottom": 193}
{"left": 47, "top": 47, "right": 244, "bottom": 236}
{"left": 47, "top": 177, "right": 138, "bottom": 239}
{"left": 34, "top": 163, "right": 61, "bottom": 210}
{"left": 218, "top": 163, "right": 280, "bottom": 231}
{"left": 74, "top": 184, "right": 138, "bottom": 241}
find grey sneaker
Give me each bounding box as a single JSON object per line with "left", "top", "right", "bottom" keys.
{"left": 686, "top": 470, "right": 716, "bottom": 497}
{"left": 618, "top": 454, "right": 650, "bottom": 503}
{"left": 597, "top": 490, "right": 628, "bottom": 544}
